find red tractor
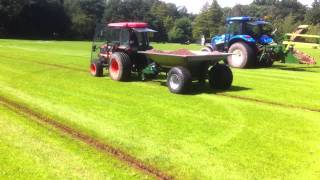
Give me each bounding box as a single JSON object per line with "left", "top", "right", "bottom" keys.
{"left": 90, "top": 22, "right": 156, "bottom": 80}
{"left": 90, "top": 22, "right": 233, "bottom": 94}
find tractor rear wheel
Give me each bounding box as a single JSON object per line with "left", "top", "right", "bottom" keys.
{"left": 167, "top": 66, "right": 191, "bottom": 94}
{"left": 208, "top": 64, "right": 233, "bottom": 90}
{"left": 227, "top": 42, "right": 254, "bottom": 68}
{"left": 109, "top": 52, "right": 132, "bottom": 81}
{"left": 90, "top": 60, "right": 104, "bottom": 77}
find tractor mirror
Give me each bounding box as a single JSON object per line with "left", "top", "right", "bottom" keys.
{"left": 92, "top": 45, "right": 97, "bottom": 52}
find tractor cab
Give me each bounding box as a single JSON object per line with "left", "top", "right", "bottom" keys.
{"left": 242, "top": 20, "right": 274, "bottom": 45}
{"left": 91, "top": 22, "right": 156, "bottom": 64}
{"left": 214, "top": 17, "right": 275, "bottom": 51}
{"left": 90, "top": 22, "right": 158, "bottom": 79}
{"left": 106, "top": 22, "right": 156, "bottom": 51}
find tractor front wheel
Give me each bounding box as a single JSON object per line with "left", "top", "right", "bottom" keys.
{"left": 227, "top": 42, "right": 254, "bottom": 68}
{"left": 109, "top": 52, "right": 132, "bottom": 81}
{"left": 208, "top": 64, "right": 233, "bottom": 90}
{"left": 201, "top": 46, "right": 213, "bottom": 52}
{"left": 167, "top": 66, "right": 191, "bottom": 94}
{"left": 90, "top": 60, "right": 104, "bottom": 77}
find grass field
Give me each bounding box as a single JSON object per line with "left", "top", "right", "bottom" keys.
{"left": 1, "top": 39, "right": 320, "bottom": 179}
{"left": 0, "top": 105, "right": 147, "bottom": 179}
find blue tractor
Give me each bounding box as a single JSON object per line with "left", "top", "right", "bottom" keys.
{"left": 202, "top": 16, "right": 285, "bottom": 68}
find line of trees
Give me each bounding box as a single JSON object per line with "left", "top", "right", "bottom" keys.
{"left": 0, "top": 0, "right": 319, "bottom": 42}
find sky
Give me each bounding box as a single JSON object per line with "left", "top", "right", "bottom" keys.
{"left": 161, "top": 0, "right": 314, "bottom": 14}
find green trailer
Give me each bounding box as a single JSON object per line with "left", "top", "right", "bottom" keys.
{"left": 138, "top": 50, "right": 233, "bottom": 93}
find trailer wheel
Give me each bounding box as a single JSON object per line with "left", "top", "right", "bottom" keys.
{"left": 209, "top": 64, "right": 233, "bottom": 90}
{"left": 228, "top": 42, "right": 254, "bottom": 68}
{"left": 109, "top": 52, "right": 132, "bottom": 81}
{"left": 90, "top": 60, "right": 104, "bottom": 77}
{"left": 167, "top": 67, "right": 191, "bottom": 94}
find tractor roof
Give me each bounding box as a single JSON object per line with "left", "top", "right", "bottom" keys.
{"left": 227, "top": 16, "right": 265, "bottom": 22}
{"left": 247, "top": 21, "right": 271, "bottom": 25}
{"left": 107, "top": 22, "right": 148, "bottom": 28}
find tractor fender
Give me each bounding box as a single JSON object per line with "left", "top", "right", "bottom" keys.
{"left": 228, "top": 35, "right": 256, "bottom": 47}
{"left": 211, "top": 35, "right": 226, "bottom": 46}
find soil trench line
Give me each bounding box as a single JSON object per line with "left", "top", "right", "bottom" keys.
{"left": 0, "top": 55, "right": 87, "bottom": 73}
{"left": 0, "top": 96, "right": 173, "bottom": 180}
{"left": 217, "top": 93, "right": 320, "bottom": 113}
{"left": 34, "top": 61, "right": 88, "bottom": 72}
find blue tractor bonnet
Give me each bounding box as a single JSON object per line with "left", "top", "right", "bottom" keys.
{"left": 259, "top": 35, "right": 273, "bottom": 45}
{"left": 211, "top": 34, "right": 256, "bottom": 46}
{"left": 211, "top": 34, "right": 226, "bottom": 45}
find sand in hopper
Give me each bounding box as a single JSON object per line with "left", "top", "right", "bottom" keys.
{"left": 147, "top": 49, "right": 222, "bottom": 56}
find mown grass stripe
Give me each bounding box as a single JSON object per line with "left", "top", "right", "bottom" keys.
{"left": 217, "top": 93, "right": 320, "bottom": 113}
{"left": 0, "top": 95, "right": 173, "bottom": 180}
{"left": 2, "top": 54, "right": 319, "bottom": 113}
{"left": 235, "top": 71, "right": 319, "bottom": 82}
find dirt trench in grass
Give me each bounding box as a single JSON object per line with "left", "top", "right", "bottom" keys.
{"left": 0, "top": 96, "right": 173, "bottom": 180}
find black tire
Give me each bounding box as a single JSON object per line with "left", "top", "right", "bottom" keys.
{"left": 167, "top": 66, "right": 191, "bottom": 94}
{"left": 90, "top": 60, "right": 103, "bottom": 77}
{"left": 109, "top": 52, "right": 132, "bottom": 81}
{"left": 227, "top": 42, "right": 254, "bottom": 68}
{"left": 208, "top": 64, "right": 233, "bottom": 90}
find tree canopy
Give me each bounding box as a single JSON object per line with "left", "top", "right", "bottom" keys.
{"left": 0, "top": 0, "right": 319, "bottom": 41}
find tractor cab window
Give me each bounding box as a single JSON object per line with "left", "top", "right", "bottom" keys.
{"left": 104, "top": 28, "right": 120, "bottom": 45}
{"left": 103, "top": 28, "right": 129, "bottom": 46}
{"left": 261, "top": 24, "right": 273, "bottom": 35}
{"left": 131, "top": 28, "right": 156, "bottom": 50}
{"left": 245, "top": 22, "right": 260, "bottom": 38}
{"left": 119, "top": 29, "right": 130, "bottom": 46}
{"left": 135, "top": 32, "right": 149, "bottom": 49}
{"left": 227, "top": 21, "right": 241, "bottom": 35}
{"left": 93, "top": 28, "right": 108, "bottom": 45}
{"left": 129, "top": 31, "right": 139, "bottom": 48}
{"left": 245, "top": 22, "right": 273, "bottom": 38}
{"left": 130, "top": 30, "right": 150, "bottom": 50}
